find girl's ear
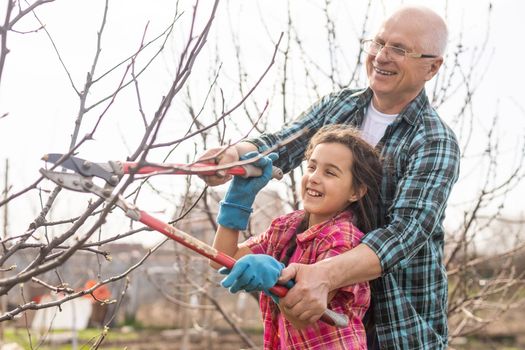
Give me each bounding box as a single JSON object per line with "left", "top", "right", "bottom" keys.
{"left": 349, "top": 185, "right": 367, "bottom": 203}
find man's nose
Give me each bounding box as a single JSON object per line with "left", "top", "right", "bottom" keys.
{"left": 374, "top": 46, "right": 390, "bottom": 62}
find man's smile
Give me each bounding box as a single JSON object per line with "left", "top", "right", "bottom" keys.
{"left": 373, "top": 66, "right": 396, "bottom": 76}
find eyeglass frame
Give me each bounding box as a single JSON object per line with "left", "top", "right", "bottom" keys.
{"left": 362, "top": 39, "right": 439, "bottom": 60}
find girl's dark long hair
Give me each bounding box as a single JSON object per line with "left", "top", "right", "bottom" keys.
{"left": 304, "top": 125, "right": 384, "bottom": 233}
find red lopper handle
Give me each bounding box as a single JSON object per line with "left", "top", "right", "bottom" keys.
{"left": 121, "top": 162, "right": 283, "bottom": 180}
{"left": 136, "top": 210, "right": 347, "bottom": 327}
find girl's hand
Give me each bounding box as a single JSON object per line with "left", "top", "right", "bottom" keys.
{"left": 219, "top": 254, "right": 284, "bottom": 293}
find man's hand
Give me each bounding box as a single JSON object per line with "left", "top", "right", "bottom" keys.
{"left": 278, "top": 262, "right": 331, "bottom": 324}
{"left": 198, "top": 142, "right": 259, "bottom": 186}
{"left": 197, "top": 146, "right": 239, "bottom": 186}
{"left": 219, "top": 254, "right": 284, "bottom": 293}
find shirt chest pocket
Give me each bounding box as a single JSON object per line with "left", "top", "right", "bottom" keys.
{"left": 381, "top": 142, "right": 409, "bottom": 204}
{"left": 383, "top": 144, "right": 408, "bottom": 179}
{"left": 287, "top": 243, "right": 317, "bottom": 264}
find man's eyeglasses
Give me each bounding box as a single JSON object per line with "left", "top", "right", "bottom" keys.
{"left": 362, "top": 39, "right": 438, "bottom": 61}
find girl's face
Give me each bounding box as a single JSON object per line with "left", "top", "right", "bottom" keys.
{"left": 301, "top": 142, "right": 362, "bottom": 227}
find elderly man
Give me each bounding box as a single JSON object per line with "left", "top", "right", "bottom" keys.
{"left": 202, "top": 6, "right": 460, "bottom": 350}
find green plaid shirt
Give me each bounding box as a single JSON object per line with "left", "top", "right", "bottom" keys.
{"left": 248, "top": 87, "right": 460, "bottom": 350}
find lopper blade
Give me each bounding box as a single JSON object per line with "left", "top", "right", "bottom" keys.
{"left": 42, "top": 154, "right": 119, "bottom": 185}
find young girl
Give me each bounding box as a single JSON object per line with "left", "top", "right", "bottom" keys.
{"left": 211, "top": 125, "right": 383, "bottom": 349}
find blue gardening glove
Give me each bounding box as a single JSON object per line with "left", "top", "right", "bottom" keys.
{"left": 219, "top": 254, "right": 284, "bottom": 294}
{"left": 216, "top": 152, "right": 279, "bottom": 230}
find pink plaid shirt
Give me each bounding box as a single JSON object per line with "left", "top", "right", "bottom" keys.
{"left": 244, "top": 209, "right": 370, "bottom": 350}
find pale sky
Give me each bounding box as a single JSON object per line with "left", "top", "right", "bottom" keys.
{"left": 0, "top": 0, "right": 523, "bottom": 242}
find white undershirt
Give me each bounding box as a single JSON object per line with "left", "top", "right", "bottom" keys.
{"left": 360, "top": 102, "right": 398, "bottom": 147}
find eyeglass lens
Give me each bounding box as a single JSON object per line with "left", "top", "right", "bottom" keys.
{"left": 364, "top": 41, "right": 406, "bottom": 61}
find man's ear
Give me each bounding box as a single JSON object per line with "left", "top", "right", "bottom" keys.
{"left": 424, "top": 57, "right": 443, "bottom": 81}
{"left": 349, "top": 185, "right": 367, "bottom": 203}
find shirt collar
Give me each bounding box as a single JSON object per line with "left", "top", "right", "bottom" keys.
{"left": 397, "top": 88, "right": 429, "bottom": 126}
{"left": 360, "top": 87, "right": 430, "bottom": 126}
{"left": 297, "top": 210, "right": 354, "bottom": 243}
{"left": 351, "top": 88, "right": 374, "bottom": 110}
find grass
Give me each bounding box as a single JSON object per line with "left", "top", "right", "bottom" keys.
{"left": 3, "top": 326, "right": 265, "bottom": 349}
{"left": 3, "top": 327, "right": 139, "bottom": 349}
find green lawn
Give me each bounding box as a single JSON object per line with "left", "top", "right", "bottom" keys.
{"left": 3, "top": 327, "right": 139, "bottom": 350}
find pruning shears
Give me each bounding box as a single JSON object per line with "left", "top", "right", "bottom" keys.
{"left": 39, "top": 153, "right": 348, "bottom": 328}
{"left": 41, "top": 153, "right": 284, "bottom": 184}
